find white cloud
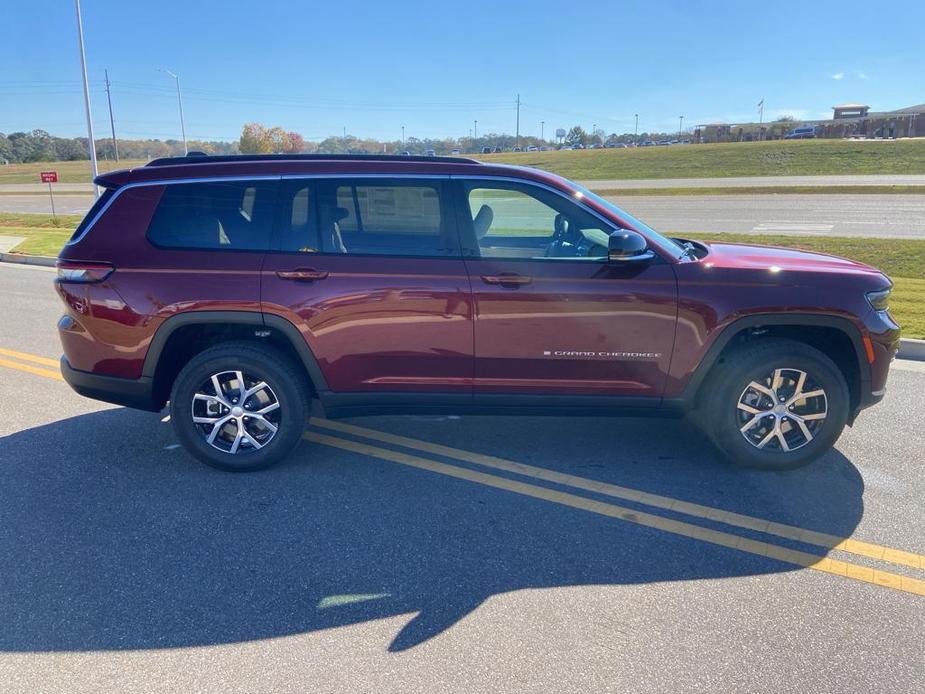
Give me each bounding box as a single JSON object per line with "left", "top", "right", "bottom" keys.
{"left": 857, "top": 71, "right": 870, "bottom": 80}
{"left": 831, "top": 72, "right": 845, "bottom": 80}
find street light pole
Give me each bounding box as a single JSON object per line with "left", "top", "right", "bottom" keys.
{"left": 678, "top": 115, "right": 684, "bottom": 141}
{"left": 634, "top": 114, "right": 639, "bottom": 146}
{"left": 474, "top": 120, "right": 478, "bottom": 140}
{"left": 401, "top": 125, "right": 405, "bottom": 145}
{"left": 162, "top": 69, "right": 187, "bottom": 155}
{"left": 74, "top": 0, "right": 99, "bottom": 198}
{"left": 541, "top": 120, "right": 544, "bottom": 141}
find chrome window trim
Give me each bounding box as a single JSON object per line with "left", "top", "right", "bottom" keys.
{"left": 68, "top": 173, "right": 453, "bottom": 246}
{"left": 65, "top": 175, "right": 283, "bottom": 246}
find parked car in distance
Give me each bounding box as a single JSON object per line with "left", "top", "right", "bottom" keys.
{"left": 785, "top": 126, "right": 817, "bottom": 139}
{"left": 539, "top": 145, "right": 551, "bottom": 151}
{"left": 423, "top": 149, "right": 436, "bottom": 157}
{"left": 400, "top": 150, "right": 411, "bottom": 156}
{"left": 525, "top": 145, "right": 538, "bottom": 152}
{"left": 481, "top": 146, "right": 493, "bottom": 154}
{"left": 492, "top": 146, "right": 502, "bottom": 153}
{"left": 450, "top": 148, "right": 461, "bottom": 155}
{"left": 57, "top": 152, "right": 900, "bottom": 472}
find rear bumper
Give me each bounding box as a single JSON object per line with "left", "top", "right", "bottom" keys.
{"left": 61, "top": 357, "right": 162, "bottom": 412}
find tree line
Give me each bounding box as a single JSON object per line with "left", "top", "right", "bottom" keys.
{"left": 0, "top": 129, "right": 236, "bottom": 164}
{"left": 1, "top": 122, "right": 682, "bottom": 165}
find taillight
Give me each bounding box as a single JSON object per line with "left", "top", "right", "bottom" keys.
{"left": 56, "top": 261, "right": 114, "bottom": 283}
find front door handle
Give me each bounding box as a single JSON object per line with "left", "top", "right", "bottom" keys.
{"left": 276, "top": 268, "right": 329, "bottom": 281}
{"left": 481, "top": 273, "right": 532, "bottom": 287}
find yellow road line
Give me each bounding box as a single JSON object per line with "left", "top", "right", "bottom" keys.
{"left": 0, "top": 347, "right": 60, "bottom": 368}
{"left": 310, "top": 418, "right": 925, "bottom": 572}
{"left": 303, "top": 430, "right": 925, "bottom": 597}
{"left": 0, "top": 356, "right": 63, "bottom": 381}
{"left": 3, "top": 344, "right": 922, "bottom": 579}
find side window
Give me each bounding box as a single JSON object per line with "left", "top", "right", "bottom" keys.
{"left": 464, "top": 182, "right": 613, "bottom": 260}
{"left": 146, "top": 180, "right": 277, "bottom": 251}
{"left": 323, "top": 180, "right": 452, "bottom": 256}
{"left": 278, "top": 181, "right": 319, "bottom": 252}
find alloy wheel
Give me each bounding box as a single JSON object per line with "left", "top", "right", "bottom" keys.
{"left": 191, "top": 370, "right": 281, "bottom": 454}
{"left": 736, "top": 367, "right": 828, "bottom": 453}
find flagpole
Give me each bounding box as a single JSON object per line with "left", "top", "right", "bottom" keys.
{"left": 758, "top": 99, "right": 764, "bottom": 141}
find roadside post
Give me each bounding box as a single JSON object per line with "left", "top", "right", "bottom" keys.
{"left": 41, "top": 170, "right": 58, "bottom": 223}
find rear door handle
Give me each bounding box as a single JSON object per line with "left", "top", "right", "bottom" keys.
{"left": 276, "top": 268, "right": 329, "bottom": 281}
{"left": 481, "top": 273, "right": 532, "bottom": 287}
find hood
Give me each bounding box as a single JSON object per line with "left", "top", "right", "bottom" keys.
{"left": 700, "top": 241, "right": 885, "bottom": 278}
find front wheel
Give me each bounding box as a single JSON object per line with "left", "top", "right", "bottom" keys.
{"left": 699, "top": 339, "right": 850, "bottom": 470}
{"left": 169, "top": 342, "right": 309, "bottom": 471}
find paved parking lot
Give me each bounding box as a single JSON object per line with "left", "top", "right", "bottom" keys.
{"left": 1, "top": 261, "right": 923, "bottom": 693}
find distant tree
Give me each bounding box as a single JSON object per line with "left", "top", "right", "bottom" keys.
{"left": 286, "top": 131, "right": 305, "bottom": 153}
{"left": 240, "top": 122, "right": 272, "bottom": 153}
{"left": 775, "top": 115, "right": 796, "bottom": 123}
{"left": 267, "top": 126, "right": 291, "bottom": 153}
{"left": 566, "top": 126, "right": 588, "bottom": 146}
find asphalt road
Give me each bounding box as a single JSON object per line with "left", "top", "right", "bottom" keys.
{"left": 0, "top": 261, "right": 923, "bottom": 693}
{"left": 3, "top": 190, "right": 924, "bottom": 239}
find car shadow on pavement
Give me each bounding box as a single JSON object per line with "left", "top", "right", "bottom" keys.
{"left": 0, "top": 408, "right": 864, "bottom": 653}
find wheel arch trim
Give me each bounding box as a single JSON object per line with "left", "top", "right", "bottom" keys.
{"left": 681, "top": 313, "right": 869, "bottom": 402}
{"left": 142, "top": 310, "right": 329, "bottom": 392}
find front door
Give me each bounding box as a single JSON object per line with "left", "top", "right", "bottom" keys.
{"left": 455, "top": 178, "right": 677, "bottom": 402}
{"left": 261, "top": 177, "right": 473, "bottom": 396}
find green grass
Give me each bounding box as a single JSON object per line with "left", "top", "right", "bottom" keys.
{"left": 596, "top": 185, "right": 925, "bottom": 196}
{"left": 0, "top": 159, "right": 148, "bottom": 184}
{"left": 1, "top": 212, "right": 920, "bottom": 337}
{"left": 473, "top": 139, "right": 925, "bottom": 180}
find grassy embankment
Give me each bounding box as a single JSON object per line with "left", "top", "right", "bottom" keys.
{"left": 0, "top": 159, "right": 148, "bottom": 185}
{"left": 0, "top": 212, "right": 920, "bottom": 337}
{"left": 470, "top": 138, "right": 925, "bottom": 180}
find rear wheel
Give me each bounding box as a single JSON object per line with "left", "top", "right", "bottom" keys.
{"left": 169, "top": 342, "right": 309, "bottom": 471}
{"left": 699, "top": 339, "right": 850, "bottom": 470}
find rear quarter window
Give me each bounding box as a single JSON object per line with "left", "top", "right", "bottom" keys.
{"left": 146, "top": 180, "right": 277, "bottom": 251}
{"left": 67, "top": 188, "right": 115, "bottom": 244}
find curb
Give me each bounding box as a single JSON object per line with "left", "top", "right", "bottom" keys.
{"left": 898, "top": 338, "right": 925, "bottom": 362}
{"left": 0, "top": 253, "right": 57, "bottom": 267}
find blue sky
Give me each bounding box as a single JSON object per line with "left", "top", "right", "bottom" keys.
{"left": 2, "top": 0, "right": 923, "bottom": 143}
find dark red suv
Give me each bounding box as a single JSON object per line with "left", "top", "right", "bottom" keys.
{"left": 56, "top": 154, "right": 900, "bottom": 471}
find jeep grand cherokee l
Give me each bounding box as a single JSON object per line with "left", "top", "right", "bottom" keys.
{"left": 56, "top": 154, "right": 901, "bottom": 471}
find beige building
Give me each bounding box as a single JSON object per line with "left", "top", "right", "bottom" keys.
{"left": 694, "top": 102, "right": 924, "bottom": 143}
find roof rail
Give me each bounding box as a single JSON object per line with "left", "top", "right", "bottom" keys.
{"left": 145, "top": 153, "right": 481, "bottom": 167}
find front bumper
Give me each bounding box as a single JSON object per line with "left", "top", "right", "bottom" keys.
{"left": 61, "top": 357, "right": 162, "bottom": 412}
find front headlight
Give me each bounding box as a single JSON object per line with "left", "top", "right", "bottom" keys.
{"left": 866, "top": 287, "right": 891, "bottom": 312}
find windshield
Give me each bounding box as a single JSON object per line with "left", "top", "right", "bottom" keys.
{"left": 570, "top": 182, "right": 686, "bottom": 258}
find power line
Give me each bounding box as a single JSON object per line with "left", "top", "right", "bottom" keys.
{"left": 104, "top": 69, "right": 118, "bottom": 161}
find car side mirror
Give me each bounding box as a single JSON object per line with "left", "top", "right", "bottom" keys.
{"left": 608, "top": 230, "right": 655, "bottom": 263}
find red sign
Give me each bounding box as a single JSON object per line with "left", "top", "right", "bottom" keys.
{"left": 40, "top": 171, "right": 58, "bottom": 183}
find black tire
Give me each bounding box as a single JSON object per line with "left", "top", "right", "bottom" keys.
{"left": 697, "top": 338, "right": 850, "bottom": 470}
{"left": 169, "top": 341, "right": 310, "bottom": 472}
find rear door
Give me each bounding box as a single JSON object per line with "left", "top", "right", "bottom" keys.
{"left": 455, "top": 177, "right": 678, "bottom": 402}
{"left": 260, "top": 176, "right": 473, "bottom": 395}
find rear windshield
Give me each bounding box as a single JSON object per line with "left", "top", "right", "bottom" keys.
{"left": 68, "top": 188, "right": 115, "bottom": 244}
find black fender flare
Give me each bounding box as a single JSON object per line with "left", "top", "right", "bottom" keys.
{"left": 679, "top": 313, "right": 869, "bottom": 402}
{"left": 142, "top": 310, "right": 329, "bottom": 392}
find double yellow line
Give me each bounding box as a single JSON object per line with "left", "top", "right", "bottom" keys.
{"left": 305, "top": 419, "right": 925, "bottom": 598}
{"left": 0, "top": 347, "right": 62, "bottom": 381}
{"left": 3, "top": 345, "right": 923, "bottom": 597}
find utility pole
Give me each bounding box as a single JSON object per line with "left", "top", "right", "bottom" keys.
{"left": 104, "top": 69, "right": 118, "bottom": 161}
{"left": 161, "top": 69, "right": 187, "bottom": 155}
{"left": 634, "top": 114, "right": 639, "bottom": 145}
{"left": 678, "top": 115, "right": 684, "bottom": 141}
{"left": 401, "top": 125, "right": 405, "bottom": 145}
{"left": 74, "top": 0, "right": 99, "bottom": 198}
{"left": 515, "top": 94, "right": 520, "bottom": 143}
{"left": 474, "top": 119, "right": 478, "bottom": 140}
{"left": 757, "top": 99, "right": 764, "bottom": 141}
{"left": 541, "top": 120, "right": 544, "bottom": 140}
